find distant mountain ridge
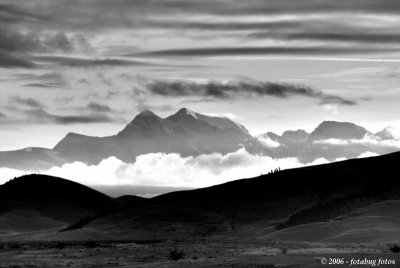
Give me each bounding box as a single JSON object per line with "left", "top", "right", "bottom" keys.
{"left": 309, "top": 121, "right": 369, "bottom": 140}
{"left": 260, "top": 120, "right": 399, "bottom": 162}
{"left": 54, "top": 108, "right": 255, "bottom": 165}
{"left": 0, "top": 108, "right": 258, "bottom": 170}
{"left": 0, "top": 107, "right": 399, "bottom": 170}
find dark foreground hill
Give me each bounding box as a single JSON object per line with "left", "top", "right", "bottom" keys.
{"left": 2, "top": 151, "right": 400, "bottom": 244}
{"left": 0, "top": 175, "right": 120, "bottom": 234}
{"left": 59, "top": 151, "right": 400, "bottom": 242}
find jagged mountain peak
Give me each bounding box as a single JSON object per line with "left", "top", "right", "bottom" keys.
{"left": 133, "top": 109, "right": 160, "bottom": 120}
{"left": 178, "top": 107, "right": 196, "bottom": 115}
{"left": 121, "top": 109, "right": 162, "bottom": 129}
{"left": 117, "top": 109, "right": 166, "bottom": 139}
{"left": 167, "top": 107, "right": 198, "bottom": 122}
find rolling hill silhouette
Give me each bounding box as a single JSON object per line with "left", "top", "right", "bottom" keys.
{"left": 0, "top": 175, "right": 120, "bottom": 234}
{"left": 1, "top": 151, "right": 400, "bottom": 244}
{"left": 40, "top": 150, "right": 400, "bottom": 243}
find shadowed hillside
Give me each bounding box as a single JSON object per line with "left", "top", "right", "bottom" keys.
{"left": 0, "top": 175, "right": 121, "bottom": 234}
{"left": 2, "top": 151, "right": 400, "bottom": 243}
{"left": 60, "top": 151, "right": 400, "bottom": 241}
{"left": 261, "top": 200, "right": 400, "bottom": 243}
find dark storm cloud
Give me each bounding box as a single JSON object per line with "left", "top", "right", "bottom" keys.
{"left": 0, "top": 27, "right": 91, "bottom": 54}
{"left": 147, "top": 80, "right": 356, "bottom": 105}
{"left": 0, "top": 3, "right": 48, "bottom": 24}
{"left": 0, "top": 112, "right": 5, "bottom": 118}
{"left": 4, "top": 0, "right": 400, "bottom": 30}
{"left": 2, "top": 0, "right": 400, "bottom": 60}
{"left": 6, "top": 1, "right": 400, "bottom": 24}
{"left": 0, "top": 25, "right": 91, "bottom": 69}
{"left": 0, "top": 50, "right": 35, "bottom": 68}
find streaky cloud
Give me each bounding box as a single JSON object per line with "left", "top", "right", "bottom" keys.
{"left": 31, "top": 55, "right": 162, "bottom": 68}
{"left": 25, "top": 108, "right": 115, "bottom": 124}
{"left": 249, "top": 31, "right": 400, "bottom": 45}
{"left": 9, "top": 95, "right": 44, "bottom": 109}
{"left": 147, "top": 79, "right": 357, "bottom": 106}
{"left": 137, "top": 46, "right": 399, "bottom": 58}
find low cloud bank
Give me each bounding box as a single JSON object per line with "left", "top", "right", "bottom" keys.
{"left": 0, "top": 149, "right": 350, "bottom": 188}
{"left": 257, "top": 136, "right": 281, "bottom": 148}
{"left": 314, "top": 134, "right": 400, "bottom": 148}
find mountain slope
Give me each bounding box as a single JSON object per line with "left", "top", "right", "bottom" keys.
{"left": 0, "top": 147, "right": 64, "bottom": 170}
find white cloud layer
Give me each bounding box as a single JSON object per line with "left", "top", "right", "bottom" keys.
{"left": 314, "top": 134, "right": 400, "bottom": 148}
{"left": 257, "top": 136, "right": 281, "bottom": 148}
{"left": 203, "top": 112, "right": 245, "bottom": 121}
{"left": 0, "top": 149, "right": 347, "bottom": 188}
{"left": 357, "top": 151, "right": 379, "bottom": 158}
{"left": 380, "top": 121, "right": 400, "bottom": 140}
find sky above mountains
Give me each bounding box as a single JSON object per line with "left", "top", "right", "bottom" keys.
{"left": 1, "top": 0, "right": 400, "bottom": 150}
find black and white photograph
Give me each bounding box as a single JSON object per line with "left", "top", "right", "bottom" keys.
{"left": 1, "top": 0, "right": 400, "bottom": 267}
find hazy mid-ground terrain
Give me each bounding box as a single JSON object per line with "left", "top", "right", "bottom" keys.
{"left": 2, "top": 151, "right": 400, "bottom": 267}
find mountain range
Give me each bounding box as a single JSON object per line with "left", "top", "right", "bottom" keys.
{"left": 0, "top": 108, "right": 399, "bottom": 170}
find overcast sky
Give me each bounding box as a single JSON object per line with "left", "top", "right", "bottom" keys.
{"left": 1, "top": 0, "right": 400, "bottom": 150}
